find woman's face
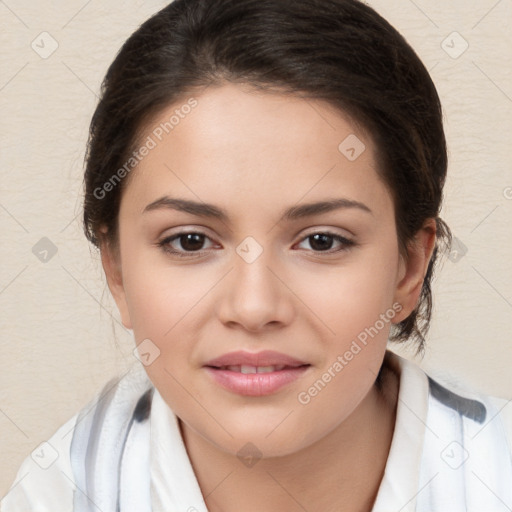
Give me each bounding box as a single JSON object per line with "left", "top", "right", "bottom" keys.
{"left": 103, "top": 82, "right": 426, "bottom": 457}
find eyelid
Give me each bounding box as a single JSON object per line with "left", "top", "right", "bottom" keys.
{"left": 299, "top": 225, "right": 355, "bottom": 238}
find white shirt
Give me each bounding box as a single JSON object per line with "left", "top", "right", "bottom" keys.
{"left": 2, "top": 350, "right": 512, "bottom": 511}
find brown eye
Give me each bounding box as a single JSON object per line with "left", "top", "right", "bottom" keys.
{"left": 175, "top": 233, "right": 207, "bottom": 251}
{"left": 308, "top": 233, "right": 335, "bottom": 251}
{"left": 158, "top": 231, "right": 215, "bottom": 257}
{"left": 297, "top": 232, "right": 355, "bottom": 253}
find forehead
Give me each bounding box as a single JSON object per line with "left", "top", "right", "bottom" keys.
{"left": 120, "top": 82, "right": 393, "bottom": 223}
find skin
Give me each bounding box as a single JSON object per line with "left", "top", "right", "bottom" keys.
{"left": 100, "top": 82, "right": 436, "bottom": 512}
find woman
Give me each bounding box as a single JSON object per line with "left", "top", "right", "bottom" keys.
{"left": 2, "top": 0, "right": 511, "bottom": 510}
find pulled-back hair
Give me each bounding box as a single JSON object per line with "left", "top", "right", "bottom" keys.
{"left": 83, "top": 0, "right": 452, "bottom": 353}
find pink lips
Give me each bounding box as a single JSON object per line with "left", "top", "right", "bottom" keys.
{"left": 203, "top": 350, "right": 310, "bottom": 396}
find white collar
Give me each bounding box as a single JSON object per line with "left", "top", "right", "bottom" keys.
{"left": 150, "top": 388, "right": 209, "bottom": 511}
{"left": 371, "top": 350, "right": 430, "bottom": 511}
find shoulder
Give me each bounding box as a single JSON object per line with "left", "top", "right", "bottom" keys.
{"left": 390, "top": 351, "right": 512, "bottom": 509}
{"left": 1, "top": 365, "right": 152, "bottom": 512}
{"left": 425, "top": 368, "right": 512, "bottom": 452}
{"left": 386, "top": 350, "right": 512, "bottom": 456}
{"left": 0, "top": 413, "right": 77, "bottom": 512}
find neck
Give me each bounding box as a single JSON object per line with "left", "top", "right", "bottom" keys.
{"left": 181, "top": 363, "right": 398, "bottom": 512}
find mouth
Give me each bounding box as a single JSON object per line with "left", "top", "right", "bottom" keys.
{"left": 204, "top": 349, "right": 309, "bottom": 368}
{"left": 207, "top": 364, "right": 307, "bottom": 374}
{"left": 203, "top": 351, "right": 311, "bottom": 396}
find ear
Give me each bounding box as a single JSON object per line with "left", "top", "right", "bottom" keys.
{"left": 99, "top": 228, "right": 133, "bottom": 330}
{"left": 392, "top": 218, "right": 437, "bottom": 324}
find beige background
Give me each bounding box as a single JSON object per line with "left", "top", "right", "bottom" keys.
{"left": 1, "top": 0, "right": 511, "bottom": 498}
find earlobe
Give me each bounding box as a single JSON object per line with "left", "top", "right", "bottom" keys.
{"left": 99, "top": 232, "right": 133, "bottom": 330}
{"left": 392, "top": 219, "right": 437, "bottom": 324}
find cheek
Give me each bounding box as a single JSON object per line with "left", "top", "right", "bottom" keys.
{"left": 306, "top": 247, "right": 400, "bottom": 342}
{"left": 120, "top": 259, "right": 208, "bottom": 410}
{"left": 293, "top": 262, "right": 399, "bottom": 441}
{"left": 120, "top": 239, "right": 203, "bottom": 338}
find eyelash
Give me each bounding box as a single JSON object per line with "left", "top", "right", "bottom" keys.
{"left": 157, "top": 230, "right": 356, "bottom": 258}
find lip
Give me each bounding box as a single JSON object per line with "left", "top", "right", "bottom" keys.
{"left": 204, "top": 350, "right": 308, "bottom": 368}
{"left": 203, "top": 350, "right": 311, "bottom": 396}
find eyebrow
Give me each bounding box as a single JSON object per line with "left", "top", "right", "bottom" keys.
{"left": 143, "top": 196, "right": 372, "bottom": 221}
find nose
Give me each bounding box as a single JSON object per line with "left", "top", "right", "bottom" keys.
{"left": 216, "top": 243, "right": 295, "bottom": 333}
